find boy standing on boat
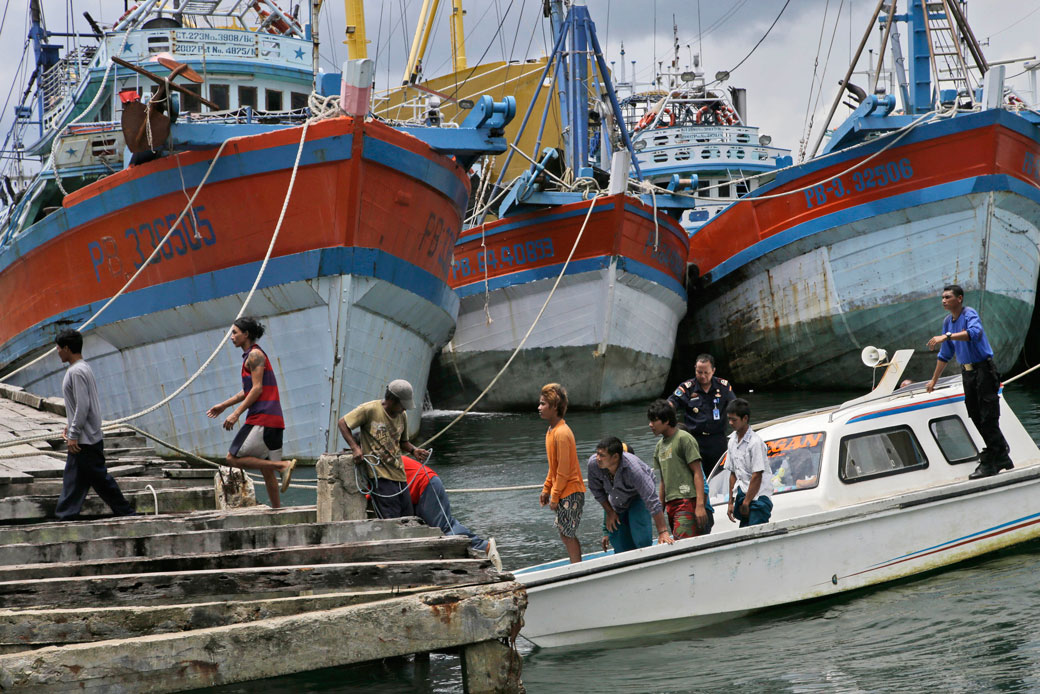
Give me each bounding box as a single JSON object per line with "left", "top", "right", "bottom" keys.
{"left": 587, "top": 437, "right": 674, "bottom": 553}
{"left": 668, "top": 354, "right": 735, "bottom": 477}
{"left": 926, "top": 284, "right": 1013, "bottom": 479}
{"left": 207, "top": 317, "right": 296, "bottom": 508}
{"left": 648, "top": 399, "right": 713, "bottom": 538}
{"left": 725, "top": 398, "right": 773, "bottom": 526}
{"left": 53, "top": 329, "right": 137, "bottom": 520}
{"left": 538, "top": 383, "right": 585, "bottom": 563}
{"left": 338, "top": 380, "right": 430, "bottom": 519}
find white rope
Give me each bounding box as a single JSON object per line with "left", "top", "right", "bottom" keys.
{"left": 418, "top": 193, "right": 606, "bottom": 449}
{"left": 2, "top": 138, "right": 234, "bottom": 384}
{"left": 49, "top": 12, "right": 145, "bottom": 196}
{"left": 144, "top": 483, "right": 159, "bottom": 515}
{"left": 0, "top": 105, "right": 325, "bottom": 448}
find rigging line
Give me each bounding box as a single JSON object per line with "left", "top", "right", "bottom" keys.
{"left": 800, "top": 0, "right": 833, "bottom": 154}
{"left": 986, "top": 4, "right": 1040, "bottom": 41}
{"left": 493, "top": 0, "right": 506, "bottom": 65}
{"left": 424, "top": 0, "right": 499, "bottom": 78}
{"left": 721, "top": 0, "right": 792, "bottom": 77}
{"left": 0, "top": 0, "right": 13, "bottom": 46}
{"left": 443, "top": 0, "right": 516, "bottom": 102}
{"left": 802, "top": 0, "right": 846, "bottom": 162}
{"left": 698, "top": 0, "right": 748, "bottom": 43}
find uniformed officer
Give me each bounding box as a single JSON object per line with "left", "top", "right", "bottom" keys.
{"left": 668, "top": 354, "right": 735, "bottom": 477}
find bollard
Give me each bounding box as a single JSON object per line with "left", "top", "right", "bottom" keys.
{"left": 316, "top": 453, "right": 369, "bottom": 521}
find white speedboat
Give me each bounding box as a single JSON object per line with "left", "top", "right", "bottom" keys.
{"left": 515, "top": 348, "right": 1040, "bottom": 648}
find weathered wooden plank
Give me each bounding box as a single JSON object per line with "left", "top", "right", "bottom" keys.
{"left": 0, "top": 588, "right": 429, "bottom": 647}
{"left": 0, "top": 475, "right": 202, "bottom": 500}
{"left": 0, "top": 536, "right": 472, "bottom": 580}
{"left": 0, "top": 506, "right": 318, "bottom": 545}
{"left": 0, "top": 559, "right": 504, "bottom": 608}
{"left": 0, "top": 487, "right": 216, "bottom": 522}
{"left": 0, "top": 456, "right": 65, "bottom": 478}
{"left": 0, "top": 518, "right": 441, "bottom": 564}
{"left": 0, "top": 582, "right": 527, "bottom": 693}
{"left": 163, "top": 467, "right": 222, "bottom": 479}
{"left": 0, "top": 464, "right": 35, "bottom": 485}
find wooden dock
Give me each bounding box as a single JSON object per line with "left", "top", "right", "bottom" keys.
{"left": 0, "top": 385, "right": 527, "bottom": 692}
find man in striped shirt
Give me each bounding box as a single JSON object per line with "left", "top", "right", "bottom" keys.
{"left": 207, "top": 317, "right": 296, "bottom": 507}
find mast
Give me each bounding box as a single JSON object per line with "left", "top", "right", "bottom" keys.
{"left": 403, "top": 0, "right": 441, "bottom": 84}
{"left": 344, "top": 0, "right": 369, "bottom": 59}
{"left": 311, "top": 1, "right": 322, "bottom": 86}
{"left": 449, "top": 0, "right": 467, "bottom": 74}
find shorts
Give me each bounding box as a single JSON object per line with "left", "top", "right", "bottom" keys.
{"left": 229, "top": 424, "right": 283, "bottom": 460}
{"left": 553, "top": 491, "right": 585, "bottom": 538}
{"left": 665, "top": 497, "right": 714, "bottom": 539}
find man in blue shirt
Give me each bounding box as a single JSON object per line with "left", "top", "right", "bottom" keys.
{"left": 926, "top": 284, "right": 1011, "bottom": 479}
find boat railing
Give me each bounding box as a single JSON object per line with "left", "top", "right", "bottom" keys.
{"left": 40, "top": 46, "right": 101, "bottom": 134}
{"left": 827, "top": 374, "right": 962, "bottom": 422}
{"left": 637, "top": 141, "right": 785, "bottom": 168}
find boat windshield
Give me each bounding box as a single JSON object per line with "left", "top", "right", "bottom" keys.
{"left": 708, "top": 432, "right": 825, "bottom": 502}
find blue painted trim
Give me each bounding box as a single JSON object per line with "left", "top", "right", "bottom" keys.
{"left": 362, "top": 137, "right": 470, "bottom": 211}
{"left": 457, "top": 200, "right": 617, "bottom": 245}
{"left": 846, "top": 394, "right": 964, "bottom": 424}
{"left": 0, "top": 247, "right": 457, "bottom": 366}
{"left": 752, "top": 109, "right": 1039, "bottom": 195}
{"left": 454, "top": 253, "right": 686, "bottom": 302}
{"left": 708, "top": 174, "right": 1040, "bottom": 282}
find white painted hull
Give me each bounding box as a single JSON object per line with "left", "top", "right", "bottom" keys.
{"left": 681, "top": 189, "right": 1040, "bottom": 386}
{"left": 433, "top": 262, "right": 686, "bottom": 409}
{"left": 9, "top": 273, "right": 456, "bottom": 459}
{"left": 519, "top": 466, "right": 1040, "bottom": 647}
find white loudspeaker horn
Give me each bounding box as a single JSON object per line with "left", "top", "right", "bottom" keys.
{"left": 860, "top": 346, "right": 889, "bottom": 368}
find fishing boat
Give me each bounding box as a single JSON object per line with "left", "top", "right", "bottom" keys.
{"left": 676, "top": 0, "right": 1040, "bottom": 388}
{"left": 515, "top": 347, "right": 1040, "bottom": 647}
{"left": 615, "top": 26, "right": 792, "bottom": 235}
{"left": 427, "top": 1, "right": 699, "bottom": 411}
{"left": 0, "top": 0, "right": 513, "bottom": 457}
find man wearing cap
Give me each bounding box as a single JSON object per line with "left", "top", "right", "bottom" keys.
{"left": 668, "top": 354, "right": 735, "bottom": 477}
{"left": 338, "top": 380, "right": 429, "bottom": 518}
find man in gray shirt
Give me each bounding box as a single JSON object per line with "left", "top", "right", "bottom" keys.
{"left": 53, "top": 329, "right": 135, "bottom": 520}
{"left": 587, "top": 437, "right": 674, "bottom": 553}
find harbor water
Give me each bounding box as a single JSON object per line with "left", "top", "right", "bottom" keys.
{"left": 201, "top": 380, "right": 1040, "bottom": 693}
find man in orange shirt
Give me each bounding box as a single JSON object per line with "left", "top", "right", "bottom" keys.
{"left": 538, "top": 383, "right": 585, "bottom": 563}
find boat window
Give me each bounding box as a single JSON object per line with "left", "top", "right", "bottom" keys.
{"left": 265, "top": 89, "right": 283, "bottom": 111}
{"left": 209, "top": 84, "right": 230, "bottom": 112}
{"left": 179, "top": 84, "right": 202, "bottom": 113}
{"left": 291, "top": 91, "right": 309, "bottom": 110}
{"left": 706, "top": 432, "right": 826, "bottom": 502}
{"left": 698, "top": 178, "right": 713, "bottom": 198}
{"left": 238, "top": 86, "right": 258, "bottom": 110}
{"left": 735, "top": 181, "right": 749, "bottom": 197}
{"left": 839, "top": 426, "right": 927, "bottom": 483}
{"left": 718, "top": 183, "right": 732, "bottom": 199}
{"left": 929, "top": 416, "right": 979, "bottom": 464}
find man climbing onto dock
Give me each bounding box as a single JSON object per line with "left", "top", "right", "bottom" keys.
{"left": 53, "top": 329, "right": 136, "bottom": 520}
{"left": 207, "top": 317, "right": 295, "bottom": 507}
{"left": 338, "top": 379, "right": 429, "bottom": 519}
{"left": 926, "top": 284, "right": 1013, "bottom": 479}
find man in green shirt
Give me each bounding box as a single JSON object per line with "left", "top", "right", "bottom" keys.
{"left": 648, "top": 399, "right": 713, "bottom": 538}
{"left": 338, "top": 379, "right": 429, "bottom": 518}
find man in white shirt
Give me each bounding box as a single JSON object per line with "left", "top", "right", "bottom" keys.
{"left": 724, "top": 398, "right": 773, "bottom": 527}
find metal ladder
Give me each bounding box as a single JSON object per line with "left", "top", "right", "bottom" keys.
{"left": 920, "top": 0, "right": 986, "bottom": 107}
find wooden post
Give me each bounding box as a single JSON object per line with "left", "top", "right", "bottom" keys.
{"left": 461, "top": 639, "right": 523, "bottom": 694}
{"left": 316, "top": 453, "right": 369, "bottom": 521}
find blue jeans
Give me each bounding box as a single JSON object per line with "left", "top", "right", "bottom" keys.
{"left": 734, "top": 488, "right": 773, "bottom": 527}
{"left": 416, "top": 476, "right": 487, "bottom": 551}
{"left": 604, "top": 496, "right": 654, "bottom": 553}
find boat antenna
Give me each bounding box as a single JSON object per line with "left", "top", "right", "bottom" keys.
{"left": 697, "top": 0, "right": 702, "bottom": 64}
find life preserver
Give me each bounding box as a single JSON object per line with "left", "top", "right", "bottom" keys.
{"left": 694, "top": 105, "right": 711, "bottom": 124}
{"left": 635, "top": 108, "right": 675, "bottom": 131}
{"left": 250, "top": 0, "right": 301, "bottom": 35}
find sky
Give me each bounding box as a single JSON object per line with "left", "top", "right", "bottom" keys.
{"left": 1, "top": 0, "right": 1038, "bottom": 166}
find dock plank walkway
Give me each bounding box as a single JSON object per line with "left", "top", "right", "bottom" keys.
{"left": 0, "top": 386, "right": 526, "bottom": 692}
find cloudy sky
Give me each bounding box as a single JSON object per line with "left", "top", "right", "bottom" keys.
{"left": 1, "top": 0, "right": 1038, "bottom": 164}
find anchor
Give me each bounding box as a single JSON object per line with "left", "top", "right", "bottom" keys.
{"left": 112, "top": 55, "right": 219, "bottom": 154}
